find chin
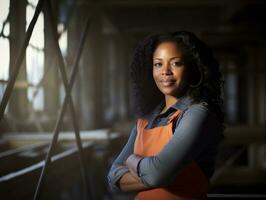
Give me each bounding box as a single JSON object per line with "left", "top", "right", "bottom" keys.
{"left": 161, "top": 88, "right": 188, "bottom": 98}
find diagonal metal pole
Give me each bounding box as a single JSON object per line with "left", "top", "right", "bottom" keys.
{"left": 26, "top": 1, "right": 78, "bottom": 132}
{"left": 33, "top": 1, "right": 92, "bottom": 200}
{"left": 0, "top": 0, "right": 45, "bottom": 121}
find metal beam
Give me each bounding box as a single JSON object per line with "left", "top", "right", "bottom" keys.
{"left": 33, "top": 0, "right": 92, "bottom": 199}
{"left": 98, "top": 0, "right": 228, "bottom": 7}
{"left": 98, "top": 0, "right": 266, "bottom": 7}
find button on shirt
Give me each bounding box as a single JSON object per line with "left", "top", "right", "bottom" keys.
{"left": 107, "top": 96, "right": 223, "bottom": 191}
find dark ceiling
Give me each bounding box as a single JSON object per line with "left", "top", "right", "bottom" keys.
{"left": 98, "top": 0, "right": 266, "bottom": 46}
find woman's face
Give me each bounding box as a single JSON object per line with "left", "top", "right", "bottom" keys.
{"left": 153, "top": 41, "right": 188, "bottom": 98}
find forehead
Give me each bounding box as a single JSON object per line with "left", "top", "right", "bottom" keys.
{"left": 153, "top": 41, "right": 182, "bottom": 58}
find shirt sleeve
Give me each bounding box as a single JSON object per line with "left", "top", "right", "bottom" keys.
{"left": 107, "top": 124, "right": 137, "bottom": 191}
{"left": 137, "top": 103, "right": 223, "bottom": 187}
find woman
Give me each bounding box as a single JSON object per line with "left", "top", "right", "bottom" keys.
{"left": 107, "top": 31, "right": 224, "bottom": 200}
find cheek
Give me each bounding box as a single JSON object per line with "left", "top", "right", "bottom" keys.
{"left": 152, "top": 68, "right": 159, "bottom": 81}
{"left": 153, "top": 69, "right": 162, "bottom": 89}
{"left": 175, "top": 68, "right": 186, "bottom": 79}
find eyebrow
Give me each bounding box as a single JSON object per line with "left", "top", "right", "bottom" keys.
{"left": 153, "top": 57, "right": 182, "bottom": 60}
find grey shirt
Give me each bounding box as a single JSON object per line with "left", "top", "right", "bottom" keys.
{"left": 107, "top": 96, "right": 223, "bottom": 191}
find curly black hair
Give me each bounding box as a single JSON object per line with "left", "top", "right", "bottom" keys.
{"left": 130, "top": 31, "right": 224, "bottom": 123}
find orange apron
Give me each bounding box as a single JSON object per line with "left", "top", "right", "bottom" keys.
{"left": 134, "top": 110, "right": 208, "bottom": 200}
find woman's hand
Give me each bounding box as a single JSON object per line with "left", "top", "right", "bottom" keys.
{"left": 118, "top": 154, "right": 147, "bottom": 192}
{"left": 119, "top": 172, "right": 147, "bottom": 192}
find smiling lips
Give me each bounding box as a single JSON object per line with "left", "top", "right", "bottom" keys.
{"left": 160, "top": 80, "right": 176, "bottom": 87}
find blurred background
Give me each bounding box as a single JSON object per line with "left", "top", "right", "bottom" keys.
{"left": 0, "top": 0, "right": 266, "bottom": 199}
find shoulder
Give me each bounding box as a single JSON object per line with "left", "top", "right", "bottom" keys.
{"left": 181, "top": 101, "right": 220, "bottom": 126}
{"left": 184, "top": 101, "right": 210, "bottom": 116}
{"left": 172, "top": 101, "right": 223, "bottom": 144}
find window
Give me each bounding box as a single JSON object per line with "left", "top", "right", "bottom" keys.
{"left": 58, "top": 24, "right": 68, "bottom": 106}
{"left": 58, "top": 0, "right": 69, "bottom": 106}
{"left": 0, "top": 0, "right": 10, "bottom": 101}
{"left": 26, "top": 0, "right": 44, "bottom": 111}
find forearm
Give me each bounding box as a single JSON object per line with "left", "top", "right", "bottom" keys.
{"left": 107, "top": 125, "right": 138, "bottom": 191}
{"left": 118, "top": 154, "right": 149, "bottom": 192}
{"left": 126, "top": 154, "right": 143, "bottom": 177}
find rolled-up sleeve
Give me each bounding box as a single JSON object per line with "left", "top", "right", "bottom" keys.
{"left": 137, "top": 103, "right": 222, "bottom": 187}
{"left": 107, "top": 124, "right": 137, "bottom": 191}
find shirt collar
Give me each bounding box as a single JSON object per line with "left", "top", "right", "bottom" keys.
{"left": 147, "top": 95, "right": 194, "bottom": 119}
{"left": 171, "top": 95, "right": 194, "bottom": 111}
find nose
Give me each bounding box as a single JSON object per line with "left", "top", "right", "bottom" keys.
{"left": 161, "top": 62, "right": 172, "bottom": 75}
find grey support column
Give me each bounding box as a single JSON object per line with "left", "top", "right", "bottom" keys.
{"left": 69, "top": 0, "right": 104, "bottom": 129}
{"left": 43, "top": 1, "right": 60, "bottom": 121}
{"left": 115, "top": 35, "right": 131, "bottom": 120}
{"left": 257, "top": 45, "right": 266, "bottom": 125}
{"left": 246, "top": 45, "right": 264, "bottom": 168}
{"left": 101, "top": 17, "right": 132, "bottom": 126}
{"left": 256, "top": 45, "right": 266, "bottom": 168}
{"left": 246, "top": 46, "right": 256, "bottom": 126}
{"left": 9, "top": 0, "right": 28, "bottom": 122}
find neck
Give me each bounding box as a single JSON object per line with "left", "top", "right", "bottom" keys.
{"left": 164, "top": 95, "right": 179, "bottom": 111}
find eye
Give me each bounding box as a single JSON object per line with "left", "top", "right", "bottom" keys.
{"left": 154, "top": 62, "right": 162, "bottom": 67}
{"left": 171, "top": 61, "right": 184, "bottom": 67}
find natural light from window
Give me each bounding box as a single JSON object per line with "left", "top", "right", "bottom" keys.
{"left": 0, "top": 0, "right": 10, "bottom": 81}
{"left": 0, "top": 0, "right": 10, "bottom": 100}
{"left": 26, "top": 0, "right": 44, "bottom": 111}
